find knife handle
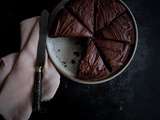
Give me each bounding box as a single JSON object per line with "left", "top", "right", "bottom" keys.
{"left": 33, "top": 66, "right": 43, "bottom": 112}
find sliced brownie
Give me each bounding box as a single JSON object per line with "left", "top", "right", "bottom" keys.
{"left": 66, "top": 0, "right": 94, "bottom": 33}
{"left": 95, "top": 38, "right": 131, "bottom": 72}
{"left": 49, "top": 9, "right": 92, "bottom": 37}
{"left": 48, "top": 0, "right": 137, "bottom": 81}
{"left": 95, "top": 0, "right": 126, "bottom": 31}
{"left": 78, "top": 40, "right": 110, "bottom": 80}
{"left": 97, "top": 12, "right": 135, "bottom": 44}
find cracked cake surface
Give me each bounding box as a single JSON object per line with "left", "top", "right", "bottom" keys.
{"left": 78, "top": 40, "right": 110, "bottom": 80}
{"left": 66, "top": 0, "right": 94, "bottom": 33}
{"left": 49, "top": 9, "right": 92, "bottom": 37}
{"left": 98, "top": 13, "right": 135, "bottom": 44}
{"left": 95, "top": 39, "right": 131, "bottom": 72}
{"left": 95, "top": 0, "right": 126, "bottom": 31}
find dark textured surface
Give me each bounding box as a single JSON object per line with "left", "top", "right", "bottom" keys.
{"left": 0, "top": 0, "right": 160, "bottom": 120}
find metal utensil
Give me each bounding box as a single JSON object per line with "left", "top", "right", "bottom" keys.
{"left": 33, "top": 10, "right": 49, "bottom": 112}
{"left": 48, "top": 0, "right": 70, "bottom": 31}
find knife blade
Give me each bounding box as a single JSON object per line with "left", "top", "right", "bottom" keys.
{"left": 33, "top": 9, "right": 49, "bottom": 112}
{"left": 32, "top": 0, "right": 70, "bottom": 112}
{"left": 48, "top": 0, "right": 70, "bottom": 32}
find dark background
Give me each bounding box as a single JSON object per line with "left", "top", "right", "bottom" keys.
{"left": 0, "top": 0, "right": 160, "bottom": 120}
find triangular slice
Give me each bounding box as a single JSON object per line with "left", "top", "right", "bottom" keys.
{"left": 66, "top": 0, "right": 94, "bottom": 32}
{"left": 49, "top": 9, "right": 92, "bottom": 37}
{"left": 95, "top": 38, "right": 131, "bottom": 72}
{"left": 78, "top": 40, "right": 110, "bottom": 80}
{"left": 95, "top": 0, "right": 126, "bottom": 31}
{"left": 97, "top": 13, "right": 135, "bottom": 44}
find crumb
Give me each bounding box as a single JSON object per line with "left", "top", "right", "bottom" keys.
{"left": 71, "top": 59, "right": 76, "bottom": 64}
{"left": 64, "top": 65, "right": 67, "bottom": 67}
{"left": 73, "top": 51, "right": 80, "bottom": 57}
{"left": 62, "top": 61, "right": 66, "bottom": 64}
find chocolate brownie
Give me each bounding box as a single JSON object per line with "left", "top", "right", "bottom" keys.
{"left": 78, "top": 40, "right": 110, "bottom": 80}
{"left": 95, "top": 0, "right": 126, "bottom": 31}
{"left": 49, "top": 9, "right": 92, "bottom": 37}
{"left": 95, "top": 39, "right": 131, "bottom": 72}
{"left": 48, "top": 0, "right": 137, "bottom": 81}
{"left": 66, "top": 0, "right": 94, "bottom": 33}
{"left": 98, "top": 13, "right": 135, "bottom": 44}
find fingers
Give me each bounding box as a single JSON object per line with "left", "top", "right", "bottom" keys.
{"left": 20, "top": 17, "right": 39, "bottom": 50}
{"left": 0, "top": 16, "right": 60, "bottom": 120}
{"left": 42, "top": 52, "right": 60, "bottom": 101}
{"left": 0, "top": 58, "right": 34, "bottom": 120}
{"left": 0, "top": 17, "right": 40, "bottom": 120}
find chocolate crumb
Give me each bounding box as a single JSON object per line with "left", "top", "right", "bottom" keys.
{"left": 71, "top": 59, "right": 76, "bottom": 64}
{"left": 73, "top": 51, "right": 80, "bottom": 57}
{"left": 64, "top": 65, "right": 67, "bottom": 67}
{"left": 62, "top": 61, "right": 66, "bottom": 64}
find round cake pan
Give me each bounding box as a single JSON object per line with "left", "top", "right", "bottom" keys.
{"left": 47, "top": 0, "right": 138, "bottom": 84}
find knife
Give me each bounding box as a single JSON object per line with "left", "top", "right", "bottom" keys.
{"left": 32, "top": 0, "right": 70, "bottom": 112}
{"left": 32, "top": 10, "right": 49, "bottom": 112}
{"left": 48, "top": 0, "right": 70, "bottom": 32}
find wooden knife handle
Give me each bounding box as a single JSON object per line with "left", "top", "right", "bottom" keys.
{"left": 33, "top": 66, "right": 43, "bottom": 112}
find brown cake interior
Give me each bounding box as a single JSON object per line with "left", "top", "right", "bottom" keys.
{"left": 49, "top": 0, "right": 136, "bottom": 81}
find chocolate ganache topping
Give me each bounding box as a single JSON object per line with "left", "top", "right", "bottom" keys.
{"left": 95, "top": 0, "right": 126, "bottom": 31}
{"left": 95, "top": 39, "right": 131, "bottom": 72}
{"left": 66, "top": 0, "right": 94, "bottom": 33}
{"left": 49, "top": 9, "right": 92, "bottom": 37}
{"left": 97, "top": 12, "right": 135, "bottom": 44}
{"left": 49, "top": 0, "right": 136, "bottom": 81}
